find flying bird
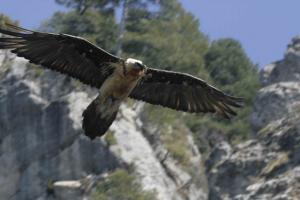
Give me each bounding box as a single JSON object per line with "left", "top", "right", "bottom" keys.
{"left": 0, "top": 24, "right": 243, "bottom": 140}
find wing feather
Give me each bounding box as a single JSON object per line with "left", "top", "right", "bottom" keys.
{"left": 0, "top": 24, "right": 124, "bottom": 88}
{"left": 129, "top": 68, "right": 243, "bottom": 118}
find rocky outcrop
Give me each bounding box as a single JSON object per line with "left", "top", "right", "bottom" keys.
{"left": 0, "top": 53, "right": 119, "bottom": 200}
{"left": 0, "top": 51, "right": 207, "bottom": 200}
{"left": 206, "top": 36, "right": 300, "bottom": 200}
{"left": 207, "top": 115, "right": 300, "bottom": 200}
{"left": 260, "top": 36, "right": 300, "bottom": 86}
{"left": 252, "top": 36, "right": 300, "bottom": 131}
{"left": 3, "top": 35, "right": 300, "bottom": 200}
{"left": 251, "top": 82, "right": 300, "bottom": 131}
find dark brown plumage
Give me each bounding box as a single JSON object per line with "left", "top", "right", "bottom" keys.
{"left": 0, "top": 24, "right": 243, "bottom": 139}
{"left": 82, "top": 95, "right": 119, "bottom": 139}
{"left": 0, "top": 24, "right": 122, "bottom": 88}
{"left": 130, "top": 68, "right": 243, "bottom": 118}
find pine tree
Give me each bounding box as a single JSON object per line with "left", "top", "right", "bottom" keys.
{"left": 188, "top": 38, "right": 260, "bottom": 142}
{"left": 41, "top": 10, "right": 119, "bottom": 53}
{"left": 0, "top": 14, "right": 18, "bottom": 28}
{"left": 123, "top": 0, "right": 209, "bottom": 76}
{"left": 55, "top": 0, "right": 120, "bottom": 14}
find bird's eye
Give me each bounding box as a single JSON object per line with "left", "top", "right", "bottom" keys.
{"left": 135, "top": 63, "right": 144, "bottom": 69}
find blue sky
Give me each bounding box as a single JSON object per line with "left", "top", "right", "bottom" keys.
{"left": 1, "top": 0, "right": 300, "bottom": 68}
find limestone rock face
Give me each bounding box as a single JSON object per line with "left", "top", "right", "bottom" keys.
{"left": 206, "top": 36, "right": 300, "bottom": 200}
{"left": 252, "top": 36, "right": 300, "bottom": 131}
{"left": 251, "top": 82, "right": 300, "bottom": 131}
{"left": 0, "top": 51, "right": 207, "bottom": 200}
{"left": 0, "top": 54, "right": 119, "bottom": 200}
{"left": 260, "top": 36, "right": 300, "bottom": 86}
{"left": 3, "top": 35, "right": 300, "bottom": 200}
{"left": 207, "top": 115, "right": 300, "bottom": 200}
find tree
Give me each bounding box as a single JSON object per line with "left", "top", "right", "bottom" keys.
{"left": 188, "top": 38, "right": 260, "bottom": 141}
{"left": 123, "top": 0, "right": 209, "bottom": 76}
{"left": 91, "top": 169, "right": 157, "bottom": 200}
{"left": 45, "top": 0, "right": 208, "bottom": 76}
{"left": 55, "top": 0, "right": 120, "bottom": 14}
{"left": 41, "top": 10, "right": 119, "bottom": 53}
{"left": 204, "top": 38, "right": 259, "bottom": 104}
{"left": 0, "top": 14, "right": 18, "bottom": 28}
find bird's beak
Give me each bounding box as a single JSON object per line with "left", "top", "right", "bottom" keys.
{"left": 139, "top": 65, "right": 147, "bottom": 76}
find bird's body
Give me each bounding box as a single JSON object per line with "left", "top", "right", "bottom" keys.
{"left": 100, "top": 58, "right": 145, "bottom": 100}
{"left": 81, "top": 58, "right": 146, "bottom": 139}
{"left": 0, "top": 24, "right": 243, "bottom": 140}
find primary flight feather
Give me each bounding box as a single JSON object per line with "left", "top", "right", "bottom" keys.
{"left": 0, "top": 24, "right": 243, "bottom": 140}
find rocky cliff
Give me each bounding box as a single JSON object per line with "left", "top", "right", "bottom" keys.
{"left": 252, "top": 36, "right": 300, "bottom": 131}
{"left": 0, "top": 51, "right": 207, "bottom": 200}
{"left": 2, "top": 36, "right": 300, "bottom": 200}
{"left": 206, "top": 36, "right": 300, "bottom": 200}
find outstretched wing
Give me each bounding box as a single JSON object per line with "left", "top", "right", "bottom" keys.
{"left": 0, "top": 24, "right": 123, "bottom": 88}
{"left": 129, "top": 68, "right": 243, "bottom": 118}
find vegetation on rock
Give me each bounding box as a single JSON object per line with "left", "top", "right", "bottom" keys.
{"left": 190, "top": 38, "right": 260, "bottom": 142}
{"left": 91, "top": 169, "right": 157, "bottom": 200}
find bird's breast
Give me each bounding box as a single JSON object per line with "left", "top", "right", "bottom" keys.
{"left": 99, "top": 71, "right": 140, "bottom": 100}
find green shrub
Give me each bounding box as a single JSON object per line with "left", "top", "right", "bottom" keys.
{"left": 104, "top": 131, "right": 117, "bottom": 146}
{"left": 91, "top": 169, "right": 157, "bottom": 200}
{"left": 161, "top": 123, "right": 191, "bottom": 167}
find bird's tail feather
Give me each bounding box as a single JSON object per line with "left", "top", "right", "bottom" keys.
{"left": 82, "top": 95, "right": 119, "bottom": 140}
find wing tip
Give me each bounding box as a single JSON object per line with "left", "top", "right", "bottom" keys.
{"left": 0, "top": 23, "right": 33, "bottom": 38}
{"left": 4, "top": 23, "right": 33, "bottom": 33}
{"left": 220, "top": 95, "right": 244, "bottom": 118}
{"left": 224, "top": 94, "right": 245, "bottom": 108}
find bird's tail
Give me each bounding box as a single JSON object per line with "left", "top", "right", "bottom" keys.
{"left": 82, "top": 95, "right": 120, "bottom": 140}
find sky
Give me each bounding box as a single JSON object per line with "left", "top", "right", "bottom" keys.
{"left": 1, "top": 0, "right": 300, "bottom": 68}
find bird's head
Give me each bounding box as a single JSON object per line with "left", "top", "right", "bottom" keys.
{"left": 124, "top": 58, "right": 147, "bottom": 77}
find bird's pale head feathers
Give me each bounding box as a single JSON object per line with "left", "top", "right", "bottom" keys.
{"left": 124, "top": 58, "right": 146, "bottom": 77}
{"left": 125, "top": 58, "right": 144, "bottom": 68}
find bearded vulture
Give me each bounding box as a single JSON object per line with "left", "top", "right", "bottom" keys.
{"left": 0, "top": 24, "right": 243, "bottom": 140}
